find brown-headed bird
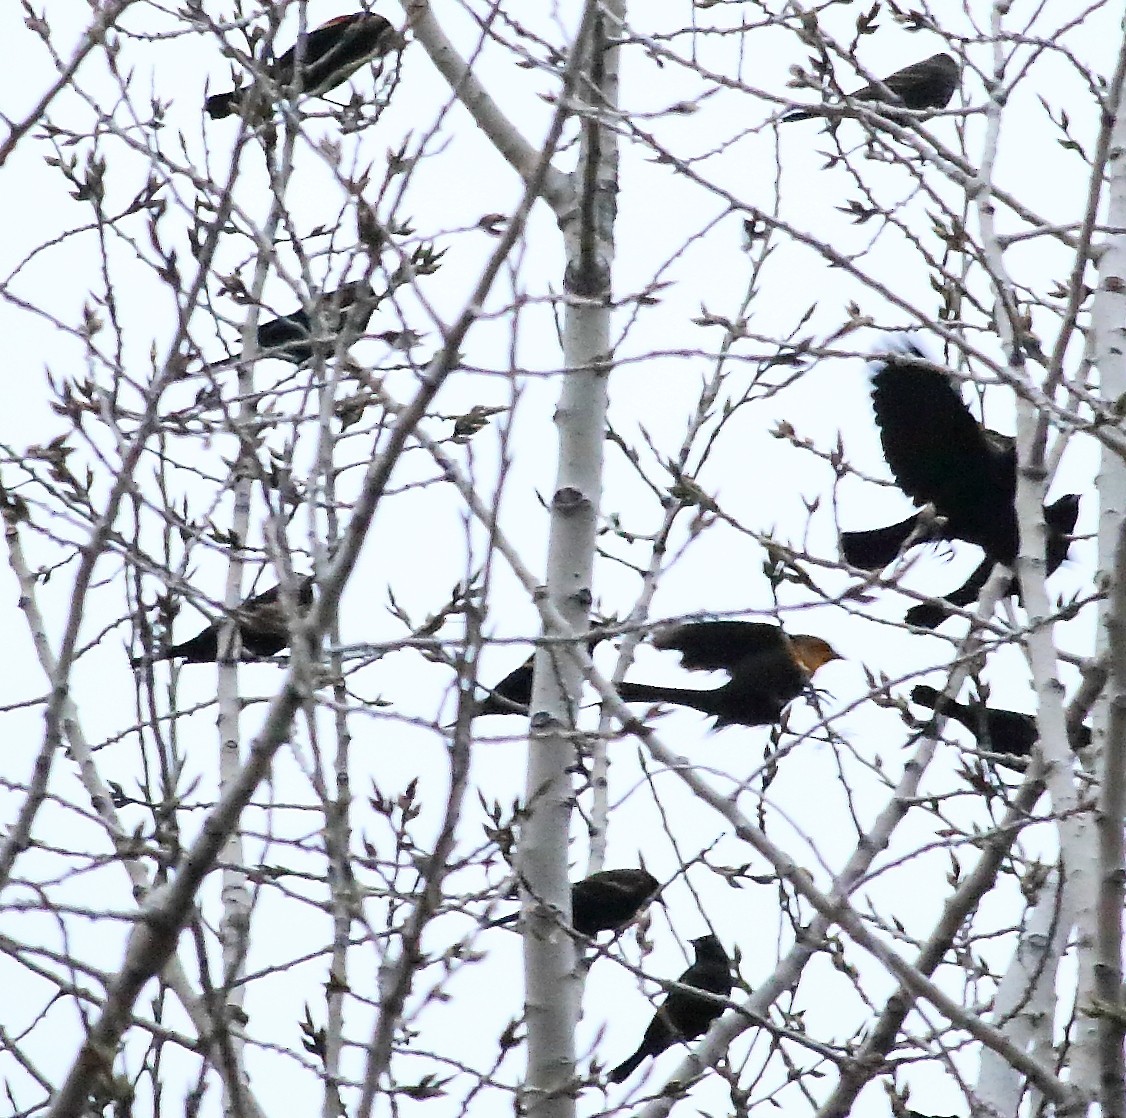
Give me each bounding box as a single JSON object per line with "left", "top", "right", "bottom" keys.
{"left": 839, "top": 339, "right": 1080, "bottom": 628}
{"left": 911, "top": 684, "right": 1090, "bottom": 765}
{"left": 490, "top": 868, "right": 661, "bottom": 937}
{"left": 609, "top": 934, "right": 734, "bottom": 1084}
{"left": 783, "top": 53, "right": 958, "bottom": 123}
{"left": 206, "top": 12, "right": 402, "bottom": 121}
{"left": 202, "top": 280, "right": 376, "bottom": 373}
{"left": 615, "top": 621, "right": 840, "bottom": 728}
{"left": 131, "top": 577, "right": 314, "bottom": 666}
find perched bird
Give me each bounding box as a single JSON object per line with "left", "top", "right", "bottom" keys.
{"left": 202, "top": 280, "right": 376, "bottom": 373}
{"left": 609, "top": 934, "right": 734, "bottom": 1084}
{"left": 839, "top": 339, "right": 1080, "bottom": 628}
{"left": 473, "top": 636, "right": 602, "bottom": 717}
{"left": 911, "top": 684, "right": 1090, "bottom": 764}
{"left": 489, "top": 868, "right": 661, "bottom": 937}
{"left": 615, "top": 621, "right": 840, "bottom": 728}
{"left": 783, "top": 53, "right": 958, "bottom": 123}
{"left": 206, "top": 12, "right": 402, "bottom": 121}
{"left": 131, "top": 577, "right": 315, "bottom": 665}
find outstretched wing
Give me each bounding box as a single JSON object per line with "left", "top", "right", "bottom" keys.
{"left": 653, "top": 621, "right": 786, "bottom": 673}
{"left": 870, "top": 340, "right": 1012, "bottom": 519}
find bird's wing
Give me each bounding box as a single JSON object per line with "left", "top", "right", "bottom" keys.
{"left": 654, "top": 621, "right": 785, "bottom": 672}
{"left": 870, "top": 343, "right": 1007, "bottom": 515}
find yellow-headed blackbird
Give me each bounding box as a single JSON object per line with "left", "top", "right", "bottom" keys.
{"left": 911, "top": 684, "right": 1090, "bottom": 765}
{"left": 616, "top": 621, "right": 840, "bottom": 728}
{"left": 206, "top": 13, "right": 402, "bottom": 121}
{"left": 131, "top": 577, "right": 314, "bottom": 665}
{"left": 490, "top": 868, "right": 661, "bottom": 937}
{"left": 839, "top": 339, "right": 1079, "bottom": 628}
{"left": 609, "top": 934, "right": 733, "bottom": 1084}
{"left": 203, "top": 280, "right": 376, "bottom": 373}
{"left": 784, "top": 53, "right": 958, "bottom": 122}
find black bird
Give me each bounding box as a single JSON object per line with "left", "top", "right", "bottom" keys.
{"left": 490, "top": 869, "right": 661, "bottom": 937}
{"left": 839, "top": 339, "right": 1080, "bottom": 628}
{"left": 616, "top": 621, "right": 840, "bottom": 728}
{"left": 474, "top": 636, "right": 602, "bottom": 717}
{"left": 206, "top": 12, "right": 402, "bottom": 121}
{"left": 609, "top": 934, "right": 734, "bottom": 1084}
{"left": 911, "top": 685, "right": 1090, "bottom": 764}
{"left": 131, "top": 577, "right": 315, "bottom": 666}
{"left": 783, "top": 53, "right": 958, "bottom": 123}
{"left": 203, "top": 280, "right": 376, "bottom": 373}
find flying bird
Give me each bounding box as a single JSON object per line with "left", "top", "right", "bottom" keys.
{"left": 206, "top": 12, "right": 402, "bottom": 121}
{"left": 131, "top": 577, "right": 315, "bottom": 665}
{"left": 202, "top": 280, "right": 376, "bottom": 373}
{"left": 615, "top": 621, "right": 840, "bottom": 728}
{"left": 911, "top": 684, "right": 1090, "bottom": 766}
{"left": 489, "top": 868, "right": 661, "bottom": 937}
{"left": 839, "top": 339, "right": 1080, "bottom": 627}
{"left": 609, "top": 934, "right": 734, "bottom": 1084}
{"left": 783, "top": 53, "right": 958, "bottom": 123}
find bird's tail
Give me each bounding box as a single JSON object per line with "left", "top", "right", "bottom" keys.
{"left": 780, "top": 107, "right": 819, "bottom": 123}
{"left": 910, "top": 685, "right": 975, "bottom": 732}
{"left": 616, "top": 681, "right": 719, "bottom": 716}
{"left": 608, "top": 1046, "right": 647, "bottom": 1084}
{"left": 205, "top": 90, "right": 238, "bottom": 120}
{"left": 839, "top": 513, "right": 923, "bottom": 569}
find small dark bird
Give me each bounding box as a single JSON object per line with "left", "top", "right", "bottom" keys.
{"left": 615, "top": 621, "right": 840, "bottom": 728}
{"left": 473, "top": 636, "right": 602, "bottom": 717}
{"left": 783, "top": 53, "right": 958, "bottom": 123}
{"left": 206, "top": 12, "right": 402, "bottom": 121}
{"left": 203, "top": 280, "right": 376, "bottom": 373}
{"left": 131, "top": 577, "right": 315, "bottom": 666}
{"left": 839, "top": 339, "right": 1080, "bottom": 628}
{"left": 609, "top": 934, "right": 734, "bottom": 1084}
{"left": 911, "top": 685, "right": 1090, "bottom": 765}
{"left": 490, "top": 869, "right": 661, "bottom": 937}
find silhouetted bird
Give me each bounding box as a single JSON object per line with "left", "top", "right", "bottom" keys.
{"left": 609, "top": 934, "right": 734, "bottom": 1084}
{"left": 615, "top": 621, "right": 840, "bottom": 728}
{"left": 206, "top": 12, "right": 402, "bottom": 120}
{"left": 784, "top": 53, "right": 958, "bottom": 122}
{"left": 474, "top": 636, "right": 602, "bottom": 717}
{"left": 490, "top": 869, "right": 661, "bottom": 937}
{"left": 839, "top": 339, "right": 1080, "bottom": 628}
{"left": 911, "top": 685, "right": 1090, "bottom": 765}
{"left": 131, "top": 577, "right": 315, "bottom": 665}
{"left": 203, "top": 281, "right": 376, "bottom": 373}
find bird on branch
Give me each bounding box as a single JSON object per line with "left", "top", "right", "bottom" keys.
{"left": 489, "top": 868, "right": 661, "bottom": 937}
{"left": 615, "top": 621, "right": 840, "bottom": 728}
{"left": 205, "top": 12, "right": 403, "bottom": 121}
{"left": 838, "top": 338, "right": 1080, "bottom": 628}
{"left": 608, "top": 934, "right": 734, "bottom": 1084}
{"left": 131, "top": 576, "right": 315, "bottom": 666}
{"left": 472, "top": 635, "right": 603, "bottom": 717}
{"left": 783, "top": 53, "right": 958, "bottom": 123}
{"left": 201, "top": 280, "right": 377, "bottom": 374}
{"left": 910, "top": 684, "right": 1090, "bottom": 768}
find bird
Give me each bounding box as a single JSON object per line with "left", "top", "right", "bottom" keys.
{"left": 615, "top": 621, "right": 840, "bottom": 728}
{"left": 205, "top": 12, "right": 402, "bottom": 121}
{"left": 202, "top": 280, "right": 376, "bottom": 373}
{"left": 910, "top": 684, "right": 1090, "bottom": 765}
{"left": 838, "top": 339, "right": 1080, "bottom": 628}
{"left": 131, "top": 577, "right": 315, "bottom": 665}
{"left": 473, "top": 635, "right": 602, "bottom": 717}
{"left": 783, "top": 53, "right": 958, "bottom": 123}
{"left": 608, "top": 934, "right": 734, "bottom": 1084}
{"left": 489, "top": 869, "right": 661, "bottom": 937}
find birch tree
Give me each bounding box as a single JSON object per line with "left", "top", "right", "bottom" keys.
{"left": 0, "top": 3, "right": 1124, "bottom": 1118}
